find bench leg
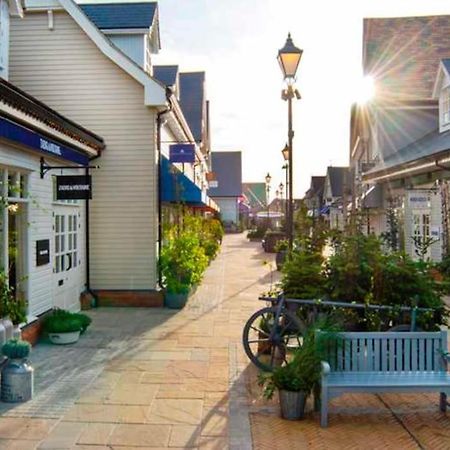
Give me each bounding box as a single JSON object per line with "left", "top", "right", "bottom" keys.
{"left": 440, "top": 393, "right": 447, "bottom": 412}
{"left": 320, "top": 386, "right": 328, "bottom": 427}
{"left": 313, "top": 384, "right": 321, "bottom": 412}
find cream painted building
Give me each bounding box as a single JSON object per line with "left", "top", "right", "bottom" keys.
{"left": 0, "top": 0, "right": 104, "bottom": 335}
{"left": 9, "top": 0, "right": 214, "bottom": 305}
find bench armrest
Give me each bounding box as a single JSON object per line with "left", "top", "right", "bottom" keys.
{"left": 321, "top": 361, "right": 331, "bottom": 377}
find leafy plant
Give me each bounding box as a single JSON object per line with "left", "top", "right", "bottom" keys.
{"left": 274, "top": 239, "right": 288, "bottom": 253}
{"left": 325, "top": 232, "right": 381, "bottom": 302}
{"left": 247, "top": 228, "right": 265, "bottom": 239}
{"left": 281, "top": 250, "right": 325, "bottom": 299}
{"left": 43, "top": 309, "right": 91, "bottom": 334}
{"left": 2, "top": 339, "right": 31, "bottom": 359}
{"left": 160, "top": 218, "right": 209, "bottom": 294}
{"left": 7, "top": 297, "right": 28, "bottom": 325}
{"left": 259, "top": 319, "right": 339, "bottom": 399}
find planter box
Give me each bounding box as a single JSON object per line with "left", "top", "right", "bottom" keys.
{"left": 48, "top": 331, "right": 80, "bottom": 345}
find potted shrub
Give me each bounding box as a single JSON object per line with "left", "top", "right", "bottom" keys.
{"left": 258, "top": 325, "right": 334, "bottom": 420}
{"left": 275, "top": 239, "right": 288, "bottom": 271}
{"left": 43, "top": 309, "right": 91, "bottom": 344}
{"left": 247, "top": 228, "right": 265, "bottom": 242}
{"left": 263, "top": 231, "right": 286, "bottom": 253}
{"left": 1, "top": 339, "right": 33, "bottom": 402}
{"left": 160, "top": 221, "right": 209, "bottom": 309}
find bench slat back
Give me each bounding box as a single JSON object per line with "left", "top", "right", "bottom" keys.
{"left": 320, "top": 331, "right": 447, "bottom": 373}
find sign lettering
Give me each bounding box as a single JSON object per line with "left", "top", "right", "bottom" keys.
{"left": 56, "top": 175, "right": 92, "bottom": 200}
{"left": 169, "top": 144, "right": 195, "bottom": 163}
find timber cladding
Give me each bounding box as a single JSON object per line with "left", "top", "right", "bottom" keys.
{"left": 9, "top": 11, "right": 159, "bottom": 291}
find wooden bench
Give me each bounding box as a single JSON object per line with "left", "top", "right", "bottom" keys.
{"left": 318, "top": 331, "right": 450, "bottom": 427}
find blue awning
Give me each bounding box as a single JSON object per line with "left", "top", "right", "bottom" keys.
{"left": 319, "top": 205, "right": 330, "bottom": 215}
{"left": 161, "top": 156, "right": 207, "bottom": 207}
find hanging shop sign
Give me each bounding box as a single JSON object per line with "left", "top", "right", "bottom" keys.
{"left": 56, "top": 175, "right": 92, "bottom": 200}
{"left": 169, "top": 144, "right": 195, "bottom": 163}
{"left": 36, "top": 239, "right": 50, "bottom": 266}
{"left": 0, "top": 117, "right": 89, "bottom": 165}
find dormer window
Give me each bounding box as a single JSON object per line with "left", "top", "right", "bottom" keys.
{"left": 441, "top": 86, "right": 450, "bottom": 125}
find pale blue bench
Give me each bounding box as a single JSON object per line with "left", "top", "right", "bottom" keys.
{"left": 318, "top": 331, "right": 450, "bottom": 427}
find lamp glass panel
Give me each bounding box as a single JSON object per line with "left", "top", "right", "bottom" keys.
{"left": 279, "top": 53, "right": 301, "bottom": 78}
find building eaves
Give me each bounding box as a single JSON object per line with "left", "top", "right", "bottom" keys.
{"left": 0, "top": 78, "right": 104, "bottom": 152}
{"left": 364, "top": 127, "right": 450, "bottom": 181}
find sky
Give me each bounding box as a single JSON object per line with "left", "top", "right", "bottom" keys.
{"left": 85, "top": 0, "right": 450, "bottom": 197}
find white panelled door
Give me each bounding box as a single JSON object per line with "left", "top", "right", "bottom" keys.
{"left": 53, "top": 207, "right": 81, "bottom": 311}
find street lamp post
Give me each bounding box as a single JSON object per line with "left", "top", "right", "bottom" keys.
{"left": 265, "top": 172, "right": 272, "bottom": 228}
{"left": 278, "top": 182, "right": 284, "bottom": 215}
{"left": 282, "top": 145, "right": 289, "bottom": 236}
{"left": 278, "top": 33, "right": 302, "bottom": 252}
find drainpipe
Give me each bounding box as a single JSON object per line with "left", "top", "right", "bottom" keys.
{"left": 156, "top": 87, "right": 174, "bottom": 287}
{"left": 85, "top": 153, "right": 101, "bottom": 307}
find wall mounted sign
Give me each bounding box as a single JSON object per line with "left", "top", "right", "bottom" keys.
{"left": 431, "top": 226, "right": 441, "bottom": 239}
{"left": 169, "top": 144, "right": 195, "bottom": 163}
{"left": 407, "top": 191, "right": 430, "bottom": 209}
{"left": 36, "top": 239, "right": 50, "bottom": 266}
{"left": 0, "top": 117, "right": 89, "bottom": 165}
{"left": 56, "top": 175, "right": 92, "bottom": 200}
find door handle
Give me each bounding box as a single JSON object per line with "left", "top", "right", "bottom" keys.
{"left": 66, "top": 253, "right": 72, "bottom": 271}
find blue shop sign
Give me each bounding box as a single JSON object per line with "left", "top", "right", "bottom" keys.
{"left": 169, "top": 144, "right": 195, "bottom": 163}
{"left": 0, "top": 117, "right": 89, "bottom": 165}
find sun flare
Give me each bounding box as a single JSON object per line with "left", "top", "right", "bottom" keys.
{"left": 356, "top": 75, "right": 375, "bottom": 104}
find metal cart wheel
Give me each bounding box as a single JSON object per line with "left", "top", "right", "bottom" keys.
{"left": 242, "top": 306, "right": 304, "bottom": 372}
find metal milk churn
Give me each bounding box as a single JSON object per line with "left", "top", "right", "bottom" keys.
{"left": 1, "top": 359, "right": 34, "bottom": 402}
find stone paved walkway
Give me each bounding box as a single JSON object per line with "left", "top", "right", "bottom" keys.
{"left": 0, "top": 233, "right": 274, "bottom": 449}
{"left": 1, "top": 233, "right": 450, "bottom": 449}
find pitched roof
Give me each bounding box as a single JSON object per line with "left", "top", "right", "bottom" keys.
{"left": 208, "top": 151, "right": 242, "bottom": 197}
{"left": 153, "top": 65, "right": 178, "bottom": 87}
{"left": 363, "top": 15, "right": 450, "bottom": 100}
{"left": 80, "top": 2, "right": 157, "bottom": 30}
{"left": 368, "top": 127, "right": 450, "bottom": 175}
{"left": 242, "top": 182, "right": 267, "bottom": 209}
{"left": 179, "top": 72, "right": 205, "bottom": 142}
{"left": 326, "top": 167, "right": 349, "bottom": 198}
{"left": 311, "top": 176, "right": 325, "bottom": 194}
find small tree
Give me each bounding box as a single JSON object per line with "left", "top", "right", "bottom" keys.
{"left": 380, "top": 204, "right": 399, "bottom": 252}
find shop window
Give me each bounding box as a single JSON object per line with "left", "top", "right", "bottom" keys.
{"left": 54, "top": 213, "right": 78, "bottom": 274}
{"left": 0, "top": 168, "right": 28, "bottom": 300}
{"left": 441, "top": 86, "right": 450, "bottom": 125}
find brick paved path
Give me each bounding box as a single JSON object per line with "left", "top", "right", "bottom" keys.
{"left": 1, "top": 233, "right": 450, "bottom": 449}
